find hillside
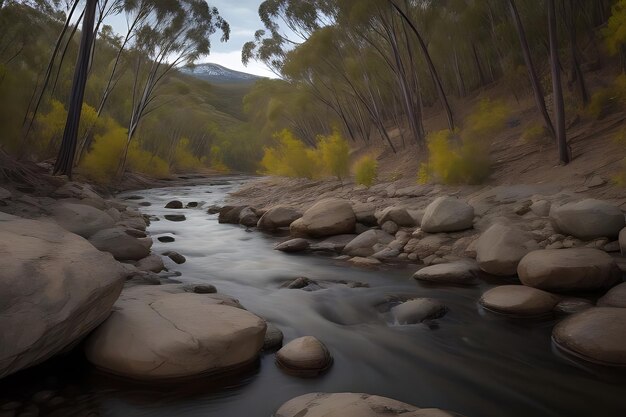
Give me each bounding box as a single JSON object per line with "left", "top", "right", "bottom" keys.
{"left": 180, "top": 63, "right": 264, "bottom": 85}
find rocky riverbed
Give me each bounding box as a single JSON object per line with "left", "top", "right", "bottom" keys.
{"left": 1, "top": 174, "right": 625, "bottom": 417}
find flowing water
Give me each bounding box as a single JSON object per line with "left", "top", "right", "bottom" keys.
{"left": 2, "top": 177, "right": 626, "bottom": 417}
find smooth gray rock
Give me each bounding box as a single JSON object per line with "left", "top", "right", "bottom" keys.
{"left": 275, "top": 238, "right": 310, "bottom": 253}
{"left": 597, "top": 283, "right": 626, "bottom": 308}
{"left": 553, "top": 307, "right": 626, "bottom": 366}
{"left": 413, "top": 260, "right": 480, "bottom": 285}
{"left": 0, "top": 217, "right": 125, "bottom": 379}
{"left": 164, "top": 251, "right": 186, "bottom": 264}
{"left": 238, "top": 207, "right": 259, "bottom": 227}
{"left": 84, "top": 286, "right": 266, "bottom": 379}
{"left": 135, "top": 255, "right": 165, "bottom": 273}
{"left": 276, "top": 336, "right": 332, "bottom": 376}
{"left": 480, "top": 285, "right": 559, "bottom": 317}
{"left": 263, "top": 323, "right": 284, "bottom": 351}
{"left": 274, "top": 393, "right": 464, "bottom": 417}
{"left": 164, "top": 200, "right": 183, "bottom": 209}
{"left": 257, "top": 206, "right": 302, "bottom": 230}
{"left": 421, "top": 197, "right": 474, "bottom": 233}
{"left": 518, "top": 248, "right": 621, "bottom": 291}
{"left": 391, "top": 299, "right": 447, "bottom": 324}
{"left": 476, "top": 223, "right": 538, "bottom": 276}
{"left": 620, "top": 227, "right": 626, "bottom": 255}
{"left": 550, "top": 199, "right": 625, "bottom": 240}
{"left": 381, "top": 220, "right": 398, "bottom": 235}
{"left": 351, "top": 202, "right": 377, "bottom": 226}
{"left": 50, "top": 202, "right": 115, "bottom": 238}
{"left": 292, "top": 198, "right": 356, "bottom": 237}
{"left": 343, "top": 230, "right": 394, "bottom": 257}
{"left": 530, "top": 200, "right": 551, "bottom": 217}
{"left": 377, "top": 206, "right": 415, "bottom": 227}
{"left": 89, "top": 228, "right": 152, "bottom": 261}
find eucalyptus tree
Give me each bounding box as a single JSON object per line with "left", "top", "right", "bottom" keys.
{"left": 53, "top": 0, "right": 96, "bottom": 177}
{"left": 22, "top": 0, "right": 80, "bottom": 136}
{"left": 118, "top": 0, "right": 230, "bottom": 174}
{"left": 388, "top": 0, "right": 454, "bottom": 130}
{"left": 548, "top": 0, "right": 569, "bottom": 164}
{"left": 508, "top": 0, "right": 555, "bottom": 140}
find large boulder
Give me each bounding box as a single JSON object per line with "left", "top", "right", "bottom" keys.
{"left": 292, "top": 198, "right": 356, "bottom": 237}
{"left": 84, "top": 286, "right": 266, "bottom": 379}
{"left": 552, "top": 307, "right": 626, "bottom": 366}
{"left": 475, "top": 223, "right": 538, "bottom": 276}
{"left": 238, "top": 207, "right": 259, "bottom": 227}
{"left": 351, "top": 202, "right": 377, "bottom": 226}
{"left": 479, "top": 285, "right": 559, "bottom": 317}
{"left": 377, "top": 206, "right": 415, "bottom": 227}
{"left": 276, "top": 336, "right": 332, "bottom": 376}
{"left": 343, "top": 230, "right": 394, "bottom": 257}
{"left": 421, "top": 197, "right": 474, "bottom": 233}
{"left": 0, "top": 215, "right": 126, "bottom": 379}
{"left": 597, "top": 283, "right": 626, "bottom": 308}
{"left": 274, "top": 393, "right": 464, "bottom": 417}
{"left": 218, "top": 206, "right": 247, "bottom": 224}
{"left": 550, "top": 199, "right": 625, "bottom": 240}
{"left": 257, "top": 206, "right": 302, "bottom": 231}
{"left": 518, "top": 248, "right": 621, "bottom": 291}
{"left": 413, "top": 260, "right": 480, "bottom": 285}
{"left": 88, "top": 228, "right": 152, "bottom": 261}
{"left": 50, "top": 202, "right": 115, "bottom": 238}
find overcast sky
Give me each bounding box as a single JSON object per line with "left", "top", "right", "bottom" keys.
{"left": 108, "top": 0, "right": 275, "bottom": 78}
{"left": 200, "top": 0, "right": 275, "bottom": 77}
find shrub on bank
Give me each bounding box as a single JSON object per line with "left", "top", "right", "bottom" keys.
{"left": 78, "top": 118, "right": 169, "bottom": 183}
{"left": 419, "top": 100, "right": 509, "bottom": 185}
{"left": 260, "top": 129, "right": 320, "bottom": 178}
{"left": 354, "top": 155, "right": 378, "bottom": 187}
{"left": 317, "top": 129, "right": 350, "bottom": 179}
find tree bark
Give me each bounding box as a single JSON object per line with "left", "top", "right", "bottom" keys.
{"left": 53, "top": 0, "right": 98, "bottom": 177}
{"left": 566, "top": 0, "right": 588, "bottom": 105}
{"left": 508, "top": 0, "right": 556, "bottom": 140}
{"left": 389, "top": 0, "right": 455, "bottom": 130}
{"left": 548, "top": 0, "right": 570, "bottom": 164}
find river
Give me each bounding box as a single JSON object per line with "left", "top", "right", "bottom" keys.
{"left": 2, "top": 177, "right": 625, "bottom": 417}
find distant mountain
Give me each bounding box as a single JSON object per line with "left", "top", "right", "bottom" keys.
{"left": 180, "top": 63, "right": 263, "bottom": 84}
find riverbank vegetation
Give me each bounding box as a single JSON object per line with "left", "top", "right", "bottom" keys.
{"left": 0, "top": 1, "right": 253, "bottom": 183}
{"left": 2, "top": 0, "right": 626, "bottom": 186}
{"left": 242, "top": 0, "right": 626, "bottom": 185}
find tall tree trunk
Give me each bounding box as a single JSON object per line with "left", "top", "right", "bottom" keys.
{"left": 509, "top": 0, "right": 556, "bottom": 140}
{"left": 548, "top": 0, "right": 569, "bottom": 165}
{"left": 472, "top": 43, "right": 486, "bottom": 86}
{"left": 389, "top": 0, "right": 455, "bottom": 130}
{"left": 53, "top": 0, "right": 98, "bottom": 178}
{"left": 566, "top": 0, "right": 589, "bottom": 105}
{"left": 23, "top": 0, "right": 80, "bottom": 135}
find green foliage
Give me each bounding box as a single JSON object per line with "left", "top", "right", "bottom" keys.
{"left": 463, "top": 99, "right": 510, "bottom": 141}
{"left": 354, "top": 155, "right": 378, "bottom": 187}
{"left": 604, "top": 0, "right": 626, "bottom": 55}
{"left": 79, "top": 118, "right": 169, "bottom": 183}
{"left": 260, "top": 129, "right": 321, "bottom": 178}
{"left": 420, "top": 100, "right": 508, "bottom": 185}
{"left": 172, "top": 137, "right": 203, "bottom": 172}
{"left": 316, "top": 129, "right": 350, "bottom": 179}
{"left": 209, "top": 145, "right": 229, "bottom": 172}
